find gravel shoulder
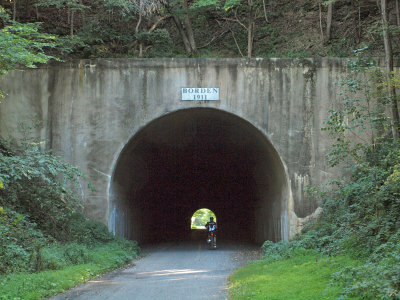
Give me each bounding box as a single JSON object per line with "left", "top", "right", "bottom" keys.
{"left": 49, "top": 240, "right": 260, "bottom": 300}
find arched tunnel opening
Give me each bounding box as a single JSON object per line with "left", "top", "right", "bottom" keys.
{"left": 191, "top": 208, "right": 216, "bottom": 229}
{"left": 109, "top": 108, "right": 288, "bottom": 245}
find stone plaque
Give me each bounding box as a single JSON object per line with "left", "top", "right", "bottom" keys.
{"left": 181, "top": 88, "right": 219, "bottom": 101}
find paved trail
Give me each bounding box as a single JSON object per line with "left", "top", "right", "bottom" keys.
{"left": 50, "top": 241, "right": 260, "bottom": 300}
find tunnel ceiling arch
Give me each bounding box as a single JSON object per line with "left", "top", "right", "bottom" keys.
{"left": 109, "top": 108, "right": 288, "bottom": 244}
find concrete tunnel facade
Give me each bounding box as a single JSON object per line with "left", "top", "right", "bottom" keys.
{"left": 109, "top": 108, "right": 288, "bottom": 244}
{"left": 0, "top": 58, "right": 352, "bottom": 245}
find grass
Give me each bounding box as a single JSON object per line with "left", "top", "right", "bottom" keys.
{"left": 229, "top": 250, "right": 359, "bottom": 300}
{"left": 0, "top": 241, "right": 139, "bottom": 300}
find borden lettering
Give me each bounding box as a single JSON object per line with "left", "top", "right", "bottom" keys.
{"left": 181, "top": 87, "right": 219, "bottom": 101}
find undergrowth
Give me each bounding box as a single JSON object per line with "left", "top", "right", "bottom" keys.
{"left": 0, "top": 239, "right": 139, "bottom": 300}
{"left": 231, "top": 54, "right": 400, "bottom": 299}
{"left": 0, "top": 129, "right": 140, "bottom": 298}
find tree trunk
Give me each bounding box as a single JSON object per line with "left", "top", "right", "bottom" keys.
{"left": 79, "top": 0, "right": 86, "bottom": 26}
{"left": 319, "top": 2, "right": 324, "bottom": 40}
{"left": 139, "top": 43, "right": 143, "bottom": 57}
{"left": 326, "top": 3, "right": 333, "bottom": 41}
{"left": 396, "top": 0, "right": 400, "bottom": 26}
{"left": 381, "top": 0, "right": 400, "bottom": 139}
{"left": 172, "top": 15, "right": 192, "bottom": 54}
{"left": 67, "top": 7, "right": 70, "bottom": 24}
{"left": 13, "top": 0, "right": 16, "bottom": 21}
{"left": 351, "top": 0, "right": 360, "bottom": 43}
{"left": 247, "top": 0, "right": 254, "bottom": 58}
{"left": 262, "top": 0, "right": 268, "bottom": 23}
{"left": 182, "top": 0, "right": 197, "bottom": 53}
{"left": 70, "top": 10, "right": 74, "bottom": 36}
{"left": 135, "top": 14, "right": 143, "bottom": 57}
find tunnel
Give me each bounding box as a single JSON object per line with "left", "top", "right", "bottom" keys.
{"left": 109, "top": 108, "right": 288, "bottom": 244}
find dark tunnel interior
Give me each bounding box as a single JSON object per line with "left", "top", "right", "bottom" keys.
{"left": 109, "top": 108, "right": 288, "bottom": 244}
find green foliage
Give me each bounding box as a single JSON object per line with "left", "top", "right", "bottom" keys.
{"left": 254, "top": 54, "right": 400, "bottom": 300}
{"left": 64, "top": 212, "right": 115, "bottom": 245}
{"left": 0, "top": 240, "right": 140, "bottom": 300}
{"left": 38, "top": 242, "right": 89, "bottom": 270}
{"left": 0, "top": 207, "right": 46, "bottom": 274}
{"left": 0, "top": 6, "right": 8, "bottom": 21}
{"left": 223, "top": 0, "right": 241, "bottom": 11}
{"left": 313, "top": 55, "right": 400, "bottom": 259}
{"left": 39, "top": 245, "right": 69, "bottom": 270}
{"left": 0, "top": 138, "right": 84, "bottom": 239}
{"left": 0, "top": 6, "right": 59, "bottom": 97}
{"left": 0, "top": 20, "right": 58, "bottom": 75}
{"left": 323, "top": 51, "right": 391, "bottom": 168}
{"left": 297, "top": 137, "right": 400, "bottom": 298}
{"left": 330, "top": 231, "right": 400, "bottom": 299}
{"left": 0, "top": 129, "right": 139, "bottom": 277}
{"left": 0, "top": 0, "right": 394, "bottom": 59}
{"left": 0, "top": 206, "right": 136, "bottom": 274}
{"left": 261, "top": 240, "right": 309, "bottom": 263}
{"left": 191, "top": 0, "right": 221, "bottom": 9}
{"left": 36, "top": 0, "right": 89, "bottom": 11}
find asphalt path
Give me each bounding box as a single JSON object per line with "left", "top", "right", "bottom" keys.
{"left": 50, "top": 240, "right": 260, "bottom": 300}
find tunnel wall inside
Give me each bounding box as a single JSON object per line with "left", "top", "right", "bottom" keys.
{"left": 0, "top": 58, "right": 352, "bottom": 241}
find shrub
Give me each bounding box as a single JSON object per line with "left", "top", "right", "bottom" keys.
{"left": 63, "top": 212, "right": 115, "bottom": 245}
{"left": 261, "top": 240, "right": 310, "bottom": 263}
{"left": 39, "top": 245, "right": 68, "bottom": 270}
{"left": 63, "top": 243, "right": 89, "bottom": 265}
{"left": 0, "top": 207, "right": 49, "bottom": 274}
{"left": 0, "top": 138, "right": 84, "bottom": 240}
{"left": 330, "top": 230, "right": 400, "bottom": 299}
{"left": 261, "top": 56, "right": 400, "bottom": 300}
{"left": 0, "top": 137, "right": 139, "bottom": 276}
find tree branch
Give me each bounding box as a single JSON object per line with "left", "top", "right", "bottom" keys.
{"left": 148, "top": 16, "right": 168, "bottom": 33}
{"left": 262, "top": 0, "right": 269, "bottom": 23}
{"left": 223, "top": 17, "right": 247, "bottom": 30}
{"left": 229, "top": 28, "right": 244, "bottom": 57}
{"left": 198, "top": 29, "right": 229, "bottom": 49}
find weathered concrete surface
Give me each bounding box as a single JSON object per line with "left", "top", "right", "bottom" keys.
{"left": 0, "top": 58, "right": 348, "bottom": 243}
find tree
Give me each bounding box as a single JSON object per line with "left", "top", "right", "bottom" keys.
{"left": 164, "top": 0, "right": 197, "bottom": 54}
{"left": 222, "top": 0, "right": 269, "bottom": 57}
{"left": 380, "top": 0, "right": 400, "bottom": 139}
{"left": 0, "top": 6, "right": 59, "bottom": 98}
{"left": 36, "top": 0, "right": 88, "bottom": 37}
{"left": 325, "top": 1, "right": 333, "bottom": 41}
{"left": 133, "top": 0, "right": 169, "bottom": 57}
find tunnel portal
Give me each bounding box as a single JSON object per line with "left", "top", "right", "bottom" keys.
{"left": 109, "top": 108, "right": 288, "bottom": 244}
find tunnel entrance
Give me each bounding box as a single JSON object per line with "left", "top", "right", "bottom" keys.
{"left": 109, "top": 108, "right": 288, "bottom": 244}
{"left": 191, "top": 208, "right": 216, "bottom": 230}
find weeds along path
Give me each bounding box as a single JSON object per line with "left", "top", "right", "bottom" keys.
{"left": 50, "top": 241, "right": 260, "bottom": 300}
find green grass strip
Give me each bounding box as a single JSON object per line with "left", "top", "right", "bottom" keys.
{"left": 0, "top": 242, "right": 138, "bottom": 300}
{"left": 229, "top": 250, "right": 359, "bottom": 300}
